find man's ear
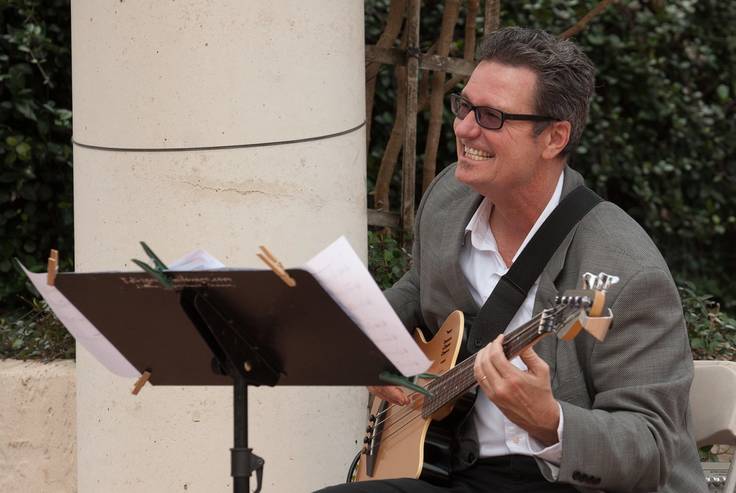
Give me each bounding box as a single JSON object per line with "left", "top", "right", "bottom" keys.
{"left": 541, "top": 121, "right": 571, "bottom": 160}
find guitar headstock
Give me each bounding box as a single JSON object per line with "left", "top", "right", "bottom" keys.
{"left": 549, "top": 272, "right": 619, "bottom": 342}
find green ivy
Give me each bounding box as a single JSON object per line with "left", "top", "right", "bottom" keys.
{"left": 368, "top": 229, "right": 411, "bottom": 289}
{"left": 0, "top": 297, "right": 74, "bottom": 360}
{"left": 681, "top": 281, "right": 736, "bottom": 361}
{"left": 0, "top": 0, "right": 73, "bottom": 314}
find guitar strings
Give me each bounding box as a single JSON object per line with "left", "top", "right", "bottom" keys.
{"left": 368, "top": 307, "right": 566, "bottom": 446}
{"left": 371, "top": 306, "right": 554, "bottom": 428}
{"left": 369, "top": 304, "right": 573, "bottom": 447}
{"left": 422, "top": 305, "right": 568, "bottom": 416}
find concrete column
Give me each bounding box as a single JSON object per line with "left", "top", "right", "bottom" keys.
{"left": 71, "top": 1, "right": 366, "bottom": 491}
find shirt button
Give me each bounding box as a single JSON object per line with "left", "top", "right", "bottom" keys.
{"left": 474, "top": 337, "right": 483, "bottom": 348}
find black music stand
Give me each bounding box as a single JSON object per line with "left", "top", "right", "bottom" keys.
{"left": 54, "top": 268, "right": 399, "bottom": 493}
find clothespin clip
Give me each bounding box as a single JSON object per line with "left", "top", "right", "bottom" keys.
{"left": 256, "top": 246, "right": 296, "bottom": 287}
{"left": 378, "top": 371, "right": 433, "bottom": 398}
{"left": 131, "top": 370, "right": 152, "bottom": 395}
{"left": 47, "top": 249, "right": 59, "bottom": 286}
{"left": 132, "top": 241, "right": 173, "bottom": 289}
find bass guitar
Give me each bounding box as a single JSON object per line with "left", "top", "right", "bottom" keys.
{"left": 353, "top": 272, "right": 618, "bottom": 484}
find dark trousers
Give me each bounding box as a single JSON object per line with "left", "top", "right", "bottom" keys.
{"left": 315, "top": 455, "right": 579, "bottom": 493}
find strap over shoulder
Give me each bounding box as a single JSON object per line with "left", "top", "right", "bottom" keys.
{"left": 465, "top": 186, "right": 603, "bottom": 355}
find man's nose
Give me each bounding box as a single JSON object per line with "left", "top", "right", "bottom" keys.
{"left": 453, "top": 111, "right": 481, "bottom": 137}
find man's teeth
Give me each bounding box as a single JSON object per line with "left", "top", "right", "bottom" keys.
{"left": 464, "top": 145, "right": 493, "bottom": 160}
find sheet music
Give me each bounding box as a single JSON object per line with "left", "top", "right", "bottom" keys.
{"left": 19, "top": 263, "right": 139, "bottom": 378}
{"left": 304, "top": 236, "right": 431, "bottom": 376}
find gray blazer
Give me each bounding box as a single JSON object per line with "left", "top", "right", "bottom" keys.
{"left": 384, "top": 164, "right": 707, "bottom": 492}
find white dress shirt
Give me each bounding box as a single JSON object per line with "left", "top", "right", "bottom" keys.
{"left": 459, "top": 172, "right": 565, "bottom": 467}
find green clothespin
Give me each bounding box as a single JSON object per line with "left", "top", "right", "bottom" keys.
{"left": 378, "top": 371, "right": 433, "bottom": 398}
{"left": 132, "top": 242, "right": 173, "bottom": 289}
{"left": 416, "top": 373, "right": 440, "bottom": 379}
{"left": 140, "top": 241, "right": 168, "bottom": 271}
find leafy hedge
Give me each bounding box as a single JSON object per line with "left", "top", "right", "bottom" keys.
{"left": 0, "top": 0, "right": 73, "bottom": 314}
{"left": 0, "top": 297, "right": 74, "bottom": 360}
{"left": 367, "top": 0, "right": 736, "bottom": 309}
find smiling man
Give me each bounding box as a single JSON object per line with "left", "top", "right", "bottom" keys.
{"left": 317, "top": 27, "right": 706, "bottom": 493}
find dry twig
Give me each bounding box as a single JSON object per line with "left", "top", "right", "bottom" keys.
{"left": 366, "top": 0, "right": 407, "bottom": 149}
{"left": 422, "top": 0, "right": 461, "bottom": 192}
{"left": 560, "top": 0, "right": 616, "bottom": 40}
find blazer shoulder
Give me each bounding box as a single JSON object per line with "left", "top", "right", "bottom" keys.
{"left": 574, "top": 200, "right": 671, "bottom": 274}
{"left": 419, "top": 163, "right": 477, "bottom": 212}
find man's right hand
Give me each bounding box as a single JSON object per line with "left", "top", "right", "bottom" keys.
{"left": 367, "top": 385, "right": 409, "bottom": 405}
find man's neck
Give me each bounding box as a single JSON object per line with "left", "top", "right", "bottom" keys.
{"left": 488, "top": 165, "right": 564, "bottom": 265}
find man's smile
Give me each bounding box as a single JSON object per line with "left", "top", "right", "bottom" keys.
{"left": 463, "top": 144, "right": 495, "bottom": 161}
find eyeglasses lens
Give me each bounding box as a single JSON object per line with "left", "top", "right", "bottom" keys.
{"left": 450, "top": 95, "right": 502, "bottom": 130}
{"left": 476, "top": 108, "right": 502, "bottom": 129}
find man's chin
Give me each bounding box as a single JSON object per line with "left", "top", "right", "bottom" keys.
{"left": 455, "top": 158, "right": 498, "bottom": 190}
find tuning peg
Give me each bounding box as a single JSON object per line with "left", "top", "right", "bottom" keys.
{"left": 582, "top": 272, "right": 620, "bottom": 291}
{"left": 582, "top": 272, "right": 597, "bottom": 290}
{"left": 597, "top": 272, "right": 620, "bottom": 291}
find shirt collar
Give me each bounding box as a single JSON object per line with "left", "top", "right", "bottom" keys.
{"left": 464, "top": 172, "right": 565, "bottom": 260}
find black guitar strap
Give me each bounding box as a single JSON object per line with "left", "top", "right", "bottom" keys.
{"left": 464, "top": 185, "right": 603, "bottom": 355}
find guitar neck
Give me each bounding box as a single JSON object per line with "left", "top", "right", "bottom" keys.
{"left": 420, "top": 310, "right": 554, "bottom": 418}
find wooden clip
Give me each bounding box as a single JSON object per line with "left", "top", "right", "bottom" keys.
{"left": 132, "top": 370, "right": 152, "bottom": 395}
{"left": 257, "top": 246, "right": 296, "bottom": 287}
{"left": 47, "top": 249, "right": 59, "bottom": 286}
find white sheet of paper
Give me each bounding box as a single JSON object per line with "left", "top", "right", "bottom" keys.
{"left": 168, "top": 249, "right": 225, "bottom": 271}
{"left": 19, "top": 263, "right": 139, "bottom": 378}
{"left": 304, "top": 236, "right": 431, "bottom": 376}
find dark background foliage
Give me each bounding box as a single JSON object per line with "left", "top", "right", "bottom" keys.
{"left": 366, "top": 0, "right": 736, "bottom": 310}
{"left": 1, "top": 0, "right": 734, "bottom": 359}
{"left": 0, "top": 0, "right": 73, "bottom": 314}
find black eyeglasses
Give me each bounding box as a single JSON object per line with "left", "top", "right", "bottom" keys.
{"left": 449, "top": 93, "right": 559, "bottom": 130}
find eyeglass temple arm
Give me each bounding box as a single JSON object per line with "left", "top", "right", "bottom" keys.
{"left": 504, "top": 113, "right": 559, "bottom": 122}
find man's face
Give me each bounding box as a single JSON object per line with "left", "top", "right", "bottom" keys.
{"left": 454, "top": 60, "right": 548, "bottom": 195}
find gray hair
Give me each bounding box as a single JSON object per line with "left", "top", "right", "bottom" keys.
{"left": 476, "top": 27, "right": 596, "bottom": 156}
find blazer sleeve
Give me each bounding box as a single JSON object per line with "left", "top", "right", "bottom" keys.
{"left": 551, "top": 268, "right": 694, "bottom": 492}
{"left": 383, "top": 164, "right": 454, "bottom": 331}
{"left": 382, "top": 196, "right": 426, "bottom": 331}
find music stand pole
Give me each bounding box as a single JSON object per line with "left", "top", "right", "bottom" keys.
{"left": 179, "top": 288, "right": 268, "bottom": 493}
{"left": 233, "top": 376, "right": 262, "bottom": 493}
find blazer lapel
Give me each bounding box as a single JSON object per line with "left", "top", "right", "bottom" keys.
{"left": 442, "top": 187, "right": 483, "bottom": 315}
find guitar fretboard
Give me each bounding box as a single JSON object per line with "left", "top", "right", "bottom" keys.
{"left": 420, "top": 305, "right": 564, "bottom": 418}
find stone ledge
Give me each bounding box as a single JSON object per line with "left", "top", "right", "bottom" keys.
{"left": 0, "top": 359, "right": 76, "bottom": 493}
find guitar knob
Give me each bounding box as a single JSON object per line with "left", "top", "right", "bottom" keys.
{"left": 365, "top": 425, "right": 374, "bottom": 433}
{"left": 369, "top": 414, "right": 376, "bottom": 422}
{"left": 363, "top": 437, "right": 370, "bottom": 444}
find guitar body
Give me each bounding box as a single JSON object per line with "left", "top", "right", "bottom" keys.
{"left": 352, "top": 274, "right": 616, "bottom": 485}
{"left": 355, "top": 311, "right": 472, "bottom": 483}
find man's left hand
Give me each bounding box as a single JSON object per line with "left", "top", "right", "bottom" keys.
{"left": 473, "top": 334, "right": 560, "bottom": 446}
